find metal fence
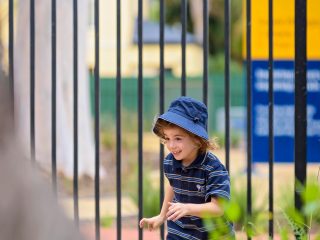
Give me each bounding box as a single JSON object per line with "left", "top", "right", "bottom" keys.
{"left": 5, "top": 0, "right": 308, "bottom": 240}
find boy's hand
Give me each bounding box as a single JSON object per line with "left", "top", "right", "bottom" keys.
{"left": 166, "top": 202, "right": 189, "bottom": 222}
{"left": 139, "top": 215, "right": 165, "bottom": 231}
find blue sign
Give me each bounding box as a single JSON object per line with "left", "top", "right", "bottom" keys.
{"left": 252, "top": 60, "right": 320, "bottom": 162}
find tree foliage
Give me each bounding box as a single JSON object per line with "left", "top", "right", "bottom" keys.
{"left": 163, "top": 0, "right": 243, "bottom": 61}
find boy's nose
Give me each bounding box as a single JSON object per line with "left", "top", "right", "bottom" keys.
{"left": 168, "top": 141, "right": 175, "bottom": 149}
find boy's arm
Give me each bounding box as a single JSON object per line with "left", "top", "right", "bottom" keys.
{"left": 167, "top": 197, "right": 224, "bottom": 222}
{"left": 159, "top": 184, "right": 174, "bottom": 221}
{"left": 139, "top": 183, "right": 174, "bottom": 230}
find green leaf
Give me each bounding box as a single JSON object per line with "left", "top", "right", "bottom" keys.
{"left": 302, "top": 182, "right": 320, "bottom": 203}
{"left": 224, "top": 201, "right": 241, "bottom": 222}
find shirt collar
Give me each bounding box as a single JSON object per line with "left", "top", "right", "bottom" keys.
{"left": 172, "top": 152, "right": 207, "bottom": 170}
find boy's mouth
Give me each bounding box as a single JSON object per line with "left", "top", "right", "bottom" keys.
{"left": 172, "top": 151, "right": 181, "bottom": 155}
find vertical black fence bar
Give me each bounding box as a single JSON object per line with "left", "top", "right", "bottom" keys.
{"left": 224, "top": 0, "right": 230, "bottom": 172}
{"left": 294, "top": 0, "right": 307, "bottom": 213}
{"left": 30, "top": 0, "right": 35, "bottom": 163}
{"left": 268, "top": 0, "right": 274, "bottom": 237}
{"left": 138, "top": 0, "right": 143, "bottom": 239}
{"left": 94, "top": 0, "right": 101, "bottom": 239}
{"left": 9, "top": 0, "right": 14, "bottom": 111}
{"left": 181, "top": 0, "right": 187, "bottom": 96}
{"left": 159, "top": 0, "right": 165, "bottom": 239}
{"left": 73, "top": 0, "right": 79, "bottom": 227}
{"left": 51, "top": 0, "right": 57, "bottom": 196}
{"left": 246, "top": 0, "right": 252, "bottom": 239}
{"left": 203, "top": 0, "right": 208, "bottom": 106}
{"left": 116, "top": 0, "right": 122, "bottom": 239}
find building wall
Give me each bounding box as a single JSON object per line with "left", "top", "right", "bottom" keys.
{"left": 86, "top": 0, "right": 203, "bottom": 77}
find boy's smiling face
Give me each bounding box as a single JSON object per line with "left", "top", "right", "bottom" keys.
{"left": 163, "top": 126, "right": 199, "bottom": 167}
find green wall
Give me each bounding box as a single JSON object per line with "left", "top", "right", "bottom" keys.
{"left": 89, "top": 73, "right": 245, "bottom": 134}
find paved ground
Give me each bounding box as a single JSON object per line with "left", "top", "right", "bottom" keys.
{"left": 60, "top": 197, "right": 138, "bottom": 220}
{"left": 80, "top": 224, "right": 300, "bottom": 240}
{"left": 80, "top": 226, "right": 319, "bottom": 240}
{"left": 81, "top": 224, "right": 160, "bottom": 240}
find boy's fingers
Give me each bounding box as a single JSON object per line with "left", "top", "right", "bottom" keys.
{"left": 148, "top": 224, "right": 153, "bottom": 231}
{"left": 139, "top": 218, "right": 145, "bottom": 228}
{"left": 168, "top": 211, "right": 180, "bottom": 221}
{"left": 168, "top": 202, "right": 176, "bottom": 211}
{"left": 167, "top": 206, "right": 176, "bottom": 217}
{"left": 167, "top": 212, "right": 174, "bottom": 220}
{"left": 172, "top": 212, "right": 182, "bottom": 222}
{"left": 166, "top": 210, "right": 172, "bottom": 218}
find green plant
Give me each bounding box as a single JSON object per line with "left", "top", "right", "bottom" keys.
{"left": 128, "top": 168, "right": 160, "bottom": 218}
{"left": 101, "top": 131, "right": 115, "bottom": 150}
{"left": 205, "top": 179, "right": 320, "bottom": 239}
{"left": 211, "top": 131, "right": 242, "bottom": 149}
{"left": 204, "top": 180, "right": 268, "bottom": 238}
{"left": 281, "top": 208, "right": 308, "bottom": 240}
{"left": 208, "top": 54, "right": 243, "bottom": 74}
{"left": 100, "top": 130, "right": 137, "bottom": 152}
{"left": 100, "top": 215, "right": 113, "bottom": 228}
{"left": 230, "top": 184, "right": 268, "bottom": 235}
{"left": 275, "top": 179, "right": 320, "bottom": 239}
{"left": 149, "top": 1, "right": 159, "bottom": 21}
{"left": 302, "top": 179, "right": 320, "bottom": 225}
{"left": 204, "top": 213, "right": 236, "bottom": 239}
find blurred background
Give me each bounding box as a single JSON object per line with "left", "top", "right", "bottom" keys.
{"left": 0, "top": 0, "right": 319, "bottom": 239}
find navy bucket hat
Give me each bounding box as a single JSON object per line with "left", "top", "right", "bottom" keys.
{"left": 153, "top": 96, "right": 208, "bottom": 140}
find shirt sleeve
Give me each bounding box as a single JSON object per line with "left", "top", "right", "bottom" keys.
{"left": 163, "top": 154, "right": 173, "bottom": 185}
{"left": 205, "top": 162, "right": 231, "bottom": 201}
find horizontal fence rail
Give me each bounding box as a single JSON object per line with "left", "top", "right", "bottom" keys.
{"left": 3, "top": 0, "right": 309, "bottom": 239}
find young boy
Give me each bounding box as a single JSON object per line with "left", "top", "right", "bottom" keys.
{"left": 140, "top": 96, "right": 234, "bottom": 239}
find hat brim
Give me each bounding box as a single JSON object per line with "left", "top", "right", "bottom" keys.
{"left": 153, "top": 111, "right": 208, "bottom": 140}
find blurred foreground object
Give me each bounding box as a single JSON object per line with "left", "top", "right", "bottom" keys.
{"left": 0, "top": 79, "right": 83, "bottom": 240}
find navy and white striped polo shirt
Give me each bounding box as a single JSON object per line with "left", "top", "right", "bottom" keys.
{"left": 164, "top": 152, "right": 234, "bottom": 240}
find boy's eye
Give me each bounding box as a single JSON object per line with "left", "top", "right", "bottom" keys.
{"left": 161, "top": 138, "right": 169, "bottom": 144}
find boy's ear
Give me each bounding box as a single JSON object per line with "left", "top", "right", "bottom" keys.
{"left": 193, "top": 139, "right": 201, "bottom": 148}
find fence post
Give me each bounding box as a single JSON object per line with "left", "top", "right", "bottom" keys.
{"left": 246, "top": 0, "right": 252, "bottom": 239}
{"left": 294, "top": 0, "right": 307, "bottom": 212}
{"left": 268, "top": 0, "right": 274, "bottom": 238}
